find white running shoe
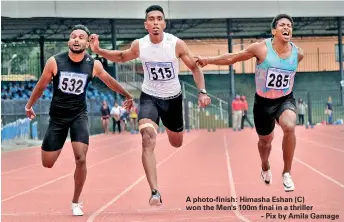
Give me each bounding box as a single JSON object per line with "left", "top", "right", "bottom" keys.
{"left": 149, "top": 189, "right": 162, "bottom": 206}
{"left": 261, "top": 169, "right": 272, "bottom": 185}
{"left": 283, "top": 172, "right": 295, "bottom": 192}
{"left": 71, "top": 202, "right": 84, "bottom": 216}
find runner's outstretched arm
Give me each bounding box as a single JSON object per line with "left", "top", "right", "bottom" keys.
{"left": 90, "top": 34, "right": 139, "bottom": 63}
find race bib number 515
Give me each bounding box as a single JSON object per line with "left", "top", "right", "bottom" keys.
{"left": 145, "top": 62, "right": 175, "bottom": 81}
{"left": 265, "top": 67, "right": 293, "bottom": 90}
{"left": 59, "top": 71, "right": 87, "bottom": 95}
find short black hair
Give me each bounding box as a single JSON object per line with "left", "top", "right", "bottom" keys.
{"left": 271, "top": 14, "right": 294, "bottom": 29}
{"left": 145, "top": 5, "right": 165, "bottom": 19}
{"left": 71, "top": 24, "right": 91, "bottom": 37}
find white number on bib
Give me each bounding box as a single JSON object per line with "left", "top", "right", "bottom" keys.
{"left": 266, "top": 68, "right": 293, "bottom": 90}
{"left": 145, "top": 62, "right": 175, "bottom": 81}
{"left": 59, "top": 71, "right": 87, "bottom": 95}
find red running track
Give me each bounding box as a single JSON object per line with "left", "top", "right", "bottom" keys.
{"left": 2, "top": 125, "right": 344, "bottom": 222}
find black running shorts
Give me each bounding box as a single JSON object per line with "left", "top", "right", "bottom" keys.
{"left": 253, "top": 92, "right": 296, "bottom": 136}
{"left": 138, "top": 91, "right": 184, "bottom": 132}
{"left": 42, "top": 112, "right": 89, "bottom": 151}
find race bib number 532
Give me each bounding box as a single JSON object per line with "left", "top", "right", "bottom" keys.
{"left": 265, "top": 67, "right": 293, "bottom": 90}
{"left": 59, "top": 71, "right": 87, "bottom": 95}
{"left": 145, "top": 62, "right": 175, "bottom": 81}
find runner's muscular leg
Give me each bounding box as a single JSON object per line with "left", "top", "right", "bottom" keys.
{"left": 139, "top": 118, "right": 159, "bottom": 191}
{"left": 165, "top": 128, "right": 183, "bottom": 148}
{"left": 71, "top": 141, "right": 88, "bottom": 203}
{"left": 278, "top": 109, "right": 297, "bottom": 174}
{"left": 258, "top": 132, "right": 274, "bottom": 171}
{"left": 41, "top": 149, "right": 63, "bottom": 168}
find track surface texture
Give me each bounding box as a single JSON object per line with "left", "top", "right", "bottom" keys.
{"left": 2, "top": 125, "right": 344, "bottom": 222}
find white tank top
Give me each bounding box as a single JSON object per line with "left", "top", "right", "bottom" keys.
{"left": 139, "top": 32, "right": 181, "bottom": 99}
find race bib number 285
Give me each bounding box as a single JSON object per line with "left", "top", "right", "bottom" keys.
{"left": 59, "top": 71, "right": 87, "bottom": 95}
{"left": 145, "top": 62, "right": 175, "bottom": 81}
{"left": 265, "top": 67, "right": 293, "bottom": 90}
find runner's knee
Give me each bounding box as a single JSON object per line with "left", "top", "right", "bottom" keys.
{"left": 42, "top": 158, "right": 56, "bottom": 168}
{"left": 41, "top": 150, "right": 60, "bottom": 168}
{"left": 71, "top": 142, "right": 88, "bottom": 167}
{"left": 170, "top": 139, "right": 182, "bottom": 148}
{"left": 140, "top": 127, "right": 157, "bottom": 151}
{"left": 42, "top": 161, "right": 54, "bottom": 168}
{"left": 258, "top": 134, "right": 273, "bottom": 148}
{"left": 280, "top": 118, "right": 296, "bottom": 133}
{"left": 75, "top": 154, "right": 86, "bottom": 167}
{"left": 279, "top": 113, "right": 296, "bottom": 134}
{"left": 164, "top": 126, "right": 184, "bottom": 148}
{"left": 258, "top": 139, "right": 272, "bottom": 149}
{"left": 281, "top": 122, "right": 295, "bottom": 134}
{"left": 167, "top": 132, "right": 183, "bottom": 148}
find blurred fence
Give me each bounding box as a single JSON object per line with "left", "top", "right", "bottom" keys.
{"left": 211, "top": 90, "right": 344, "bottom": 127}
{"left": 181, "top": 81, "right": 230, "bottom": 130}
{"left": 1, "top": 90, "right": 343, "bottom": 144}
{"left": 294, "top": 90, "right": 344, "bottom": 125}
{"left": 1, "top": 118, "right": 34, "bottom": 143}
{"left": 184, "top": 90, "right": 343, "bottom": 131}
{"left": 1, "top": 99, "right": 105, "bottom": 141}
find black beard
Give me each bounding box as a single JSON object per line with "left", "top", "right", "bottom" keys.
{"left": 69, "top": 47, "right": 85, "bottom": 54}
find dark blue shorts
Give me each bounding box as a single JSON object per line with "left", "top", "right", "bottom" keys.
{"left": 42, "top": 112, "right": 89, "bottom": 151}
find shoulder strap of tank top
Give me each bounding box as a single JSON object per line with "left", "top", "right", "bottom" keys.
{"left": 265, "top": 38, "right": 273, "bottom": 51}
{"left": 53, "top": 52, "right": 66, "bottom": 70}
{"left": 138, "top": 34, "right": 149, "bottom": 53}
{"left": 290, "top": 42, "right": 299, "bottom": 57}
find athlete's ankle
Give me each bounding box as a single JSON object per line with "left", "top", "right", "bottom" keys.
{"left": 261, "top": 162, "right": 270, "bottom": 171}
{"left": 72, "top": 199, "right": 80, "bottom": 203}
{"left": 282, "top": 170, "right": 291, "bottom": 175}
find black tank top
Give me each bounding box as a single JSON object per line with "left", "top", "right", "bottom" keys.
{"left": 49, "top": 51, "right": 94, "bottom": 117}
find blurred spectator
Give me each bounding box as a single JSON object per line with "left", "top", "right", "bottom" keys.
{"left": 296, "top": 98, "right": 307, "bottom": 125}
{"left": 232, "top": 95, "right": 243, "bottom": 131}
{"left": 1, "top": 80, "right": 115, "bottom": 113}
{"left": 325, "top": 96, "right": 333, "bottom": 125}
{"left": 110, "top": 102, "right": 122, "bottom": 133}
{"left": 100, "top": 100, "right": 111, "bottom": 134}
{"left": 120, "top": 101, "right": 129, "bottom": 132}
{"left": 129, "top": 104, "right": 139, "bottom": 132}
{"left": 240, "top": 95, "right": 254, "bottom": 129}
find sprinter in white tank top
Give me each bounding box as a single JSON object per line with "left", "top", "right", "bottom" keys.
{"left": 89, "top": 5, "right": 211, "bottom": 206}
